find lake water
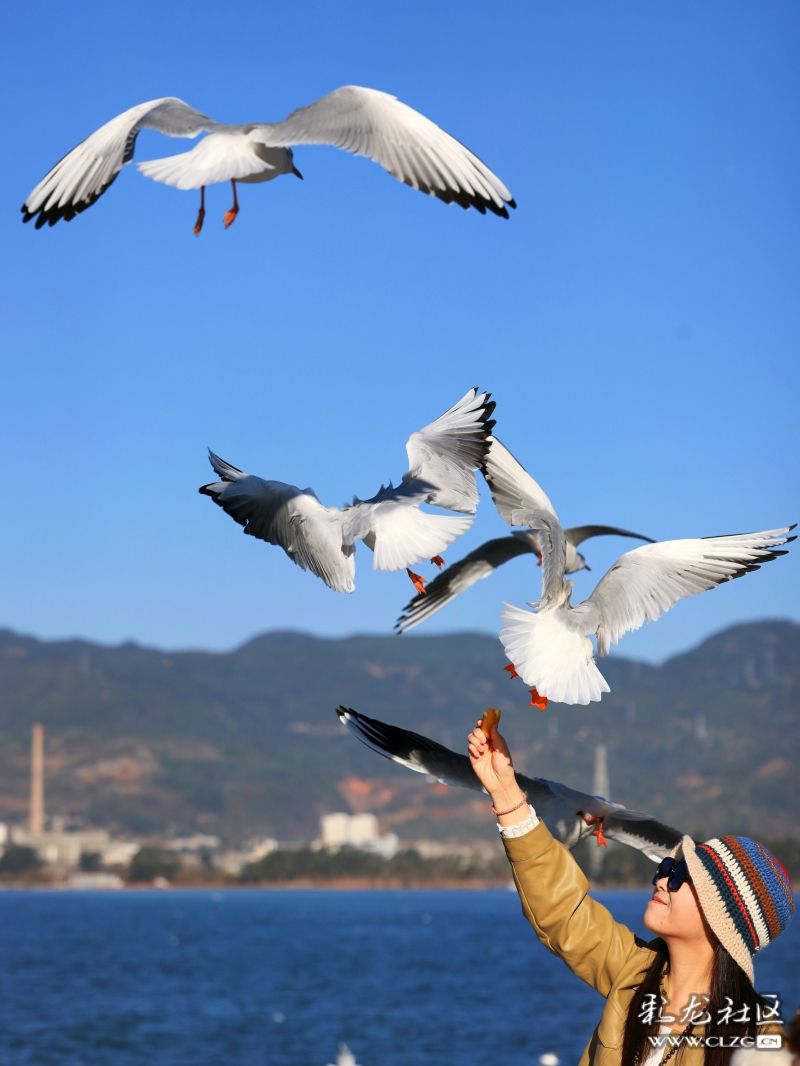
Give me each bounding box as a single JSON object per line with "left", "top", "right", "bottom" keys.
{"left": 0, "top": 889, "right": 797, "bottom": 1065}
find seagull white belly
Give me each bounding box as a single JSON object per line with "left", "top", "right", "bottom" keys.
{"left": 238, "top": 144, "right": 292, "bottom": 184}
{"left": 237, "top": 169, "right": 282, "bottom": 185}
{"left": 500, "top": 605, "right": 611, "bottom": 706}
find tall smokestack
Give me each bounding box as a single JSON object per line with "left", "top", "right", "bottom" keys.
{"left": 30, "top": 723, "right": 44, "bottom": 836}
{"left": 593, "top": 743, "right": 610, "bottom": 801}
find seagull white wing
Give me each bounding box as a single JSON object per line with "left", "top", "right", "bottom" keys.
{"left": 580, "top": 527, "right": 796, "bottom": 655}
{"left": 337, "top": 707, "right": 683, "bottom": 859}
{"left": 343, "top": 480, "right": 473, "bottom": 571}
{"left": 22, "top": 97, "right": 215, "bottom": 227}
{"left": 404, "top": 387, "right": 496, "bottom": 512}
{"left": 254, "top": 85, "right": 515, "bottom": 217}
{"left": 481, "top": 437, "right": 560, "bottom": 527}
{"left": 199, "top": 450, "right": 355, "bottom": 592}
{"left": 395, "top": 532, "right": 539, "bottom": 633}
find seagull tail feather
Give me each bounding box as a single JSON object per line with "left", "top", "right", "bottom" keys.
{"left": 370, "top": 510, "right": 473, "bottom": 572}
{"left": 500, "top": 605, "right": 610, "bottom": 706}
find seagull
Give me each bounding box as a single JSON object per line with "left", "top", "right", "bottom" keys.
{"left": 21, "top": 86, "right": 516, "bottom": 232}
{"left": 337, "top": 706, "right": 683, "bottom": 860}
{"left": 483, "top": 437, "right": 796, "bottom": 706}
{"left": 394, "top": 524, "right": 655, "bottom": 633}
{"left": 199, "top": 387, "right": 495, "bottom": 593}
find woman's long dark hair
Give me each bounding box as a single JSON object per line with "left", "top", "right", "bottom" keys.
{"left": 622, "top": 939, "right": 768, "bottom": 1065}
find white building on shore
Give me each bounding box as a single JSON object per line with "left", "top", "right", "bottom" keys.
{"left": 318, "top": 812, "right": 399, "bottom": 858}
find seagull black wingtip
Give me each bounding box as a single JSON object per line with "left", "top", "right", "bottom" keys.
{"left": 480, "top": 398, "right": 497, "bottom": 429}
{"left": 428, "top": 184, "right": 513, "bottom": 218}
{"left": 22, "top": 173, "right": 119, "bottom": 229}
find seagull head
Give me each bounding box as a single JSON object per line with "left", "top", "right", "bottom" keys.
{"left": 575, "top": 551, "right": 590, "bottom": 573}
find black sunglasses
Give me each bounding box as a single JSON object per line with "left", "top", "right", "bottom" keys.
{"left": 653, "top": 857, "right": 691, "bottom": 893}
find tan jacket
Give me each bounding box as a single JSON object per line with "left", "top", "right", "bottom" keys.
{"left": 504, "top": 819, "right": 704, "bottom": 1065}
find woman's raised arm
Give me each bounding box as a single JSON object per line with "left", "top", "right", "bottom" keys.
{"left": 469, "top": 717, "right": 654, "bottom": 998}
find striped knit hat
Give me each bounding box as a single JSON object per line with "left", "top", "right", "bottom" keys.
{"left": 680, "top": 834, "right": 795, "bottom": 981}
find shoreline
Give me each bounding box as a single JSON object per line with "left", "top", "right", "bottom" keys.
{"left": 0, "top": 878, "right": 656, "bottom": 891}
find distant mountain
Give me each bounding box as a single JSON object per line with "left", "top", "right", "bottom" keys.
{"left": 0, "top": 621, "right": 797, "bottom": 846}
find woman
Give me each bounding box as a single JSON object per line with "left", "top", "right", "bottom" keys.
{"left": 467, "top": 717, "right": 795, "bottom": 1065}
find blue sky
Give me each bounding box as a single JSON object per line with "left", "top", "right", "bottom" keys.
{"left": 2, "top": 1, "right": 798, "bottom": 664}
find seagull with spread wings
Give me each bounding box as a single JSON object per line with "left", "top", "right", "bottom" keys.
{"left": 22, "top": 86, "right": 515, "bottom": 232}
{"left": 337, "top": 706, "right": 683, "bottom": 860}
{"left": 482, "top": 437, "right": 796, "bottom": 706}
{"left": 394, "top": 524, "right": 655, "bottom": 633}
{"left": 199, "top": 387, "right": 495, "bottom": 593}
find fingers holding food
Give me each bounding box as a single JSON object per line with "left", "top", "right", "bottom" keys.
{"left": 479, "top": 707, "right": 501, "bottom": 738}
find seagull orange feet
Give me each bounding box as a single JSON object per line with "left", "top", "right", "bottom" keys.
{"left": 582, "top": 814, "right": 608, "bottom": 847}
{"left": 504, "top": 662, "right": 519, "bottom": 679}
{"left": 223, "top": 179, "right": 240, "bottom": 229}
{"left": 529, "top": 687, "right": 548, "bottom": 711}
{"left": 407, "top": 568, "right": 427, "bottom": 595}
{"left": 431, "top": 555, "right": 445, "bottom": 569}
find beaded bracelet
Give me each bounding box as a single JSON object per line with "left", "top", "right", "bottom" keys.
{"left": 492, "top": 792, "right": 528, "bottom": 817}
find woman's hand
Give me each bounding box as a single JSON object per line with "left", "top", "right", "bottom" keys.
{"left": 467, "top": 716, "right": 527, "bottom": 821}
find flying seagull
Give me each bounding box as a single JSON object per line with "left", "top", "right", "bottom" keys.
{"left": 483, "top": 437, "right": 796, "bottom": 706}
{"left": 21, "top": 86, "right": 515, "bottom": 232}
{"left": 394, "top": 524, "right": 655, "bottom": 633}
{"left": 200, "top": 387, "right": 495, "bottom": 593}
{"left": 337, "top": 706, "right": 683, "bottom": 860}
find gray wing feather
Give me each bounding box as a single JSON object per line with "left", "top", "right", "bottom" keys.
{"left": 395, "top": 533, "right": 537, "bottom": 633}
{"left": 337, "top": 707, "right": 682, "bottom": 859}
{"left": 396, "top": 526, "right": 657, "bottom": 633}
{"left": 565, "top": 525, "right": 656, "bottom": 548}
